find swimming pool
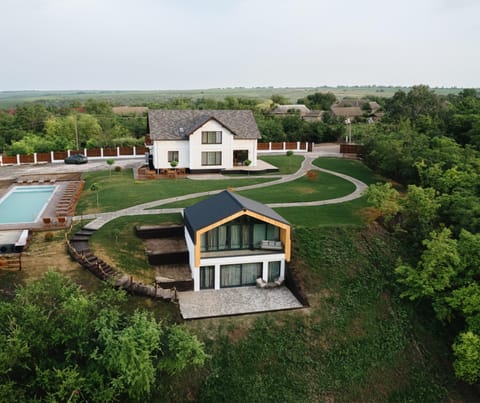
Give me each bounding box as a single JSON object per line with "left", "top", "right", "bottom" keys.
{"left": 0, "top": 185, "right": 57, "bottom": 224}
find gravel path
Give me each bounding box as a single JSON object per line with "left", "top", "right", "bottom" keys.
{"left": 78, "top": 152, "right": 368, "bottom": 230}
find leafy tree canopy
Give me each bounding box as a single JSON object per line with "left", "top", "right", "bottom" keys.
{"left": 0, "top": 271, "right": 207, "bottom": 402}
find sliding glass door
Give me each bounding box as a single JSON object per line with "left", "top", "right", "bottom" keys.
{"left": 220, "top": 263, "right": 262, "bottom": 287}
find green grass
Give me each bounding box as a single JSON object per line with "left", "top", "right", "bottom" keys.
{"left": 191, "top": 227, "right": 464, "bottom": 402}
{"left": 313, "top": 157, "right": 382, "bottom": 185}
{"left": 89, "top": 213, "right": 182, "bottom": 280}
{"left": 77, "top": 169, "right": 274, "bottom": 214}
{"left": 238, "top": 171, "right": 355, "bottom": 203}
{"left": 258, "top": 154, "right": 304, "bottom": 174}
{"left": 275, "top": 197, "right": 369, "bottom": 227}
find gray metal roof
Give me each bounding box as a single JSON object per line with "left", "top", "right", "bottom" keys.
{"left": 148, "top": 110, "right": 261, "bottom": 141}
{"left": 184, "top": 190, "right": 289, "bottom": 242}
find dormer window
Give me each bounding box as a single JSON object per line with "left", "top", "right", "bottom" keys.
{"left": 202, "top": 131, "right": 222, "bottom": 144}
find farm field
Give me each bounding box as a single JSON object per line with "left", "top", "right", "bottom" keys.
{"left": 0, "top": 86, "right": 464, "bottom": 108}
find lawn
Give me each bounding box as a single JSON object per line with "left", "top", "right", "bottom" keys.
{"left": 89, "top": 213, "right": 182, "bottom": 283}
{"left": 76, "top": 169, "right": 274, "bottom": 214}
{"left": 258, "top": 154, "right": 304, "bottom": 174}
{"left": 313, "top": 157, "right": 382, "bottom": 185}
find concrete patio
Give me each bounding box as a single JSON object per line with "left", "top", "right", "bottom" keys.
{"left": 178, "top": 286, "right": 303, "bottom": 319}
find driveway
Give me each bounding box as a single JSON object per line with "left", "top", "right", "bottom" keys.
{"left": 0, "top": 158, "right": 144, "bottom": 181}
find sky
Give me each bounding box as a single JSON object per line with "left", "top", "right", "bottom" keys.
{"left": 1, "top": 0, "right": 479, "bottom": 91}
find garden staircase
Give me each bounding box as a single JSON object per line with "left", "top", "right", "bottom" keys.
{"left": 66, "top": 227, "right": 175, "bottom": 300}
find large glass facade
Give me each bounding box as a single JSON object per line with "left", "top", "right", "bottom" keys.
{"left": 220, "top": 263, "right": 262, "bottom": 287}
{"left": 200, "top": 216, "right": 280, "bottom": 252}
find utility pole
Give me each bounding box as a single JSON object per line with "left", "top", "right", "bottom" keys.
{"left": 74, "top": 113, "right": 79, "bottom": 150}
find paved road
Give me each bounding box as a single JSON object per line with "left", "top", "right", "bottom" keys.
{"left": 78, "top": 151, "right": 368, "bottom": 230}
{"left": 0, "top": 158, "right": 144, "bottom": 180}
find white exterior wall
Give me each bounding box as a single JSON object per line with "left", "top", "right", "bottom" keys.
{"left": 152, "top": 120, "right": 258, "bottom": 170}
{"left": 232, "top": 138, "right": 258, "bottom": 166}
{"left": 152, "top": 140, "right": 189, "bottom": 169}
{"left": 184, "top": 228, "right": 197, "bottom": 286}
{"left": 189, "top": 120, "right": 233, "bottom": 170}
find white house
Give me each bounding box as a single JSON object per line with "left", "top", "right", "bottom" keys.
{"left": 183, "top": 190, "right": 291, "bottom": 291}
{"left": 147, "top": 110, "right": 261, "bottom": 173}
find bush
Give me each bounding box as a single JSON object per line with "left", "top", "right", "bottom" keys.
{"left": 44, "top": 232, "right": 54, "bottom": 242}
{"left": 286, "top": 150, "right": 294, "bottom": 156}
{"left": 114, "top": 166, "right": 122, "bottom": 172}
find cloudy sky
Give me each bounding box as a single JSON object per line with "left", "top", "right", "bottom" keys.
{"left": 1, "top": 0, "right": 479, "bottom": 90}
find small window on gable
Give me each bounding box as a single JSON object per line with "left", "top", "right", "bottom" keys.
{"left": 202, "top": 131, "right": 222, "bottom": 144}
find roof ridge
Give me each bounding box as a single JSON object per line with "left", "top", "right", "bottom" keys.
{"left": 224, "top": 190, "right": 246, "bottom": 210}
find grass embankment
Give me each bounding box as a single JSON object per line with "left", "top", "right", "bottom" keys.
{"left": 184, "top": 226, "right": 468, "bottom": 402}
{"left": 76, "top": 169, "right": 274, "bottom": 214}
{"left": 89, "top": 214, "right": 182, "bottom": 280}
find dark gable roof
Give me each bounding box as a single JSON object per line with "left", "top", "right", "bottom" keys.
{"left": 148, "top": 110, "right": 261, "bottom": 141}
{"left": 184, "top": 190, "right": 289, "bottom": 241}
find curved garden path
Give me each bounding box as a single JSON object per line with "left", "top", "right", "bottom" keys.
{"left": 76, "top": 153, "right": 368, "bottom": 230}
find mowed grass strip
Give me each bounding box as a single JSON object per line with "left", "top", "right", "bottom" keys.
{"left": 77, "top": 169, "right": 274, "bottom": 214}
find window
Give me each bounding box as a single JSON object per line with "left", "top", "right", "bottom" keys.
{"left": 201, "top": 151, "right": 222, "bottom": 166}
{"left": 202, "top": 131, "right": 222, "bottom": 144}
{"left": 200, "top": 216, "right": 281, "bottom": 252}
{"left": 268, "top": 261, "right": 281, "bottom": 282}
{"left": 221, "top": 263, "right": 262, "bottom": 287}
{"left": 200, "top": 266, "right": 215, "bottom": 289}
{"left": 168, "top": 151, "right": 179, "bottom": 162}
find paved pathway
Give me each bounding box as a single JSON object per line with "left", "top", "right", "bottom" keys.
{"left": 77, "top": 152, "right": 368, "bottom": 230}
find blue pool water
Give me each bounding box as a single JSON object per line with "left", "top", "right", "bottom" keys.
{"left": 0, "top": 185, "right": 57, "bottom": 224}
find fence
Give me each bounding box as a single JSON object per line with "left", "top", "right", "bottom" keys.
{"left": 0, "top": 142, "right": 314, "bottom": 166}
{"left": 257, "top": 142, "right": 313, "bottom": 153}
{"left": 339, "top": 143, "right": 364, "bottom": 154}
{"left": 0, "top": 146, "right": 149, "bottom": 166}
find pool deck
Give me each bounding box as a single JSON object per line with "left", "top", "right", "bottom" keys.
{"left": 0, "top": 179, "right": 81, "bottom": 231}
{"left": 178, "top": 286, "right": 303, "bottom": 319}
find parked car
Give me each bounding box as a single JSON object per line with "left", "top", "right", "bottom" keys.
{"left": 64, "top": 154, "right": 88, "bottom": 164}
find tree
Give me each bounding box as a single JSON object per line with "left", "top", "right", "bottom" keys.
{"left": 106, "top": 158, "right": 115, "bottom": 176}
{"left": 452, "top": 331, "right": 480, "bottom": 384}
{"left": 271, "top": 94, "right": 289, "bottom": 105}
{"left": 297, "top": 92, "right": 336, "bottom": 110}
{"left": 365, "top": 182, "right": 401, "bottom": 223}
{"left": 90, "top": 182, "right": 100, "bottom": 210}
{"left": 0, "top": 272, "right": 206, "bottom": 401}
{"left": 396, "top": 228, "right": 461, "bottom": 300}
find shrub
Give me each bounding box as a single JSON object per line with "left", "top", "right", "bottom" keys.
{"left": 286, "top": 150, "right": 294, "bottom": 156}
{"left": 114, "top": 165, "right": 122, "bottom": 172}
{"left": 44, "top": 232, "right": 54, "bottom": 242}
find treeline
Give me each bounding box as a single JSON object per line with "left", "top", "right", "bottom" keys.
{"left": 0, "top": 93, "right": 349, "bottom": 155}
{"left": 363, "top": 85, "right": 480, "bottom": 384}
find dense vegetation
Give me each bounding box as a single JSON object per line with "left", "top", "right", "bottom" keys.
{"left": 0, "top": 271, "right": 206, "bottom": 402}
{"left": 362, "top": 86, "right": 480, "bottom": 384}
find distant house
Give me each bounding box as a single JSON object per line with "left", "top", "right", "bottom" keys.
{"left": 147, "top": 110, "right": 261, "bottom": 172}
{"left": 112, "top": 106, "right": 148, "bottom": 116}
{"left": 272, "top": 104, "right": 311, "bottom": 116}
{"left": 184, "top": 190, "right": 291, "bottom": 291}
{"left": 303, "top": 110, "right": 325, "bottom": 122}
{"left": 330, "top": 106, "right": 364, "bottom": 119}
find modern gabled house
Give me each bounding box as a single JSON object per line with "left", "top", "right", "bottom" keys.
{"left": 183, "top": 190, "right": 291, "bottom": 291}
{"left": 147, "top": 110, "right": 261, "bottom": 173}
